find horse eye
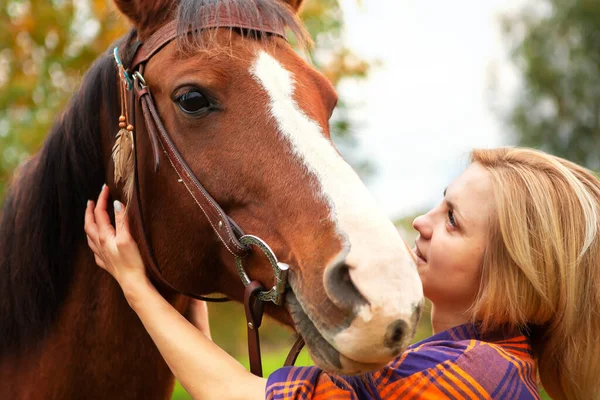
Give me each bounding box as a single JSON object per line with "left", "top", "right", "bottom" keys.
{"left": 176, "top": 90, "right": 210, "bottom": 114}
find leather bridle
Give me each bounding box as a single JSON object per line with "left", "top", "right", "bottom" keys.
{"left": 114, "top": 10, "right": 304, "bottom": 377}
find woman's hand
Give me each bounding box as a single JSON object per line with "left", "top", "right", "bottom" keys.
{"left": 84, "top": 187, "right": 265, "bottom": 400}
{"left": 84, "top": 184, "right": 150, "bottom": 297}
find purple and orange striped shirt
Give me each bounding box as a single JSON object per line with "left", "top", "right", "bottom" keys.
{"left": 266, "top": 323, "right": 539, "bottom": 399}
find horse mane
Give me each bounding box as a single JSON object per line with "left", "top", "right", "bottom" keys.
{"left": 0, "top": 41, "right": 127, "bottom": 356}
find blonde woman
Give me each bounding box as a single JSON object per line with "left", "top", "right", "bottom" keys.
{"left": 85, "top": 147, "right": 600, "bottom": 399}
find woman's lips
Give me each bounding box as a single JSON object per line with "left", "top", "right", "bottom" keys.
{"left": 413, "top": 246, "right": 427, "bottom": 263}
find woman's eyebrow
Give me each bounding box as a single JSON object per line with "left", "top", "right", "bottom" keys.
{"left": 445, "top": 199, "right": 458, "bottom": 213}
{"left": 443, "top": 187, "right": 466, "bottom": 224}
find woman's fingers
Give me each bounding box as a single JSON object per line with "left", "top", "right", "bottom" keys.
{"left": 85, "top": 188, "right": 147, "bottom": 285}
{"left": 94, "top": 255, "right": 106, "bottom": 268}
{"left": 113, "top": 200, "right": 131, "bottom": 236}
{"left": 86, "top": 234, "right": 99, "bottom": 253}
{"left": 94, "top": 185, "right": 115, "bottom": 240}
{"left": 84, "top": 200, "right": 98, "bottom": 239}
{"left": 113, "top": 200, "right": 137, "bottom": 252}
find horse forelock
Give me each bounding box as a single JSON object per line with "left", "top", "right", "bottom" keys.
{"left": 117, "top": 0, "right": 311, "bottom": 53}
{"left": 176, "top": 0, "right": 310, "bottom": 49}
{"left": 0, "top": 46, "right": 121, "bottom": 356}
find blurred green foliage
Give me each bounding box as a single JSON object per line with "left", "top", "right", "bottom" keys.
{"left": 0, "top": 0, "right": 126, "bottom": 199}
{"left": 502, "top": 0, "right": 600, "bottom": 170}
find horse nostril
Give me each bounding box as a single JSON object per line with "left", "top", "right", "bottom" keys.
{"left": 390, "top": 323, "right": 404, "bottom": 342}
{"left": 384, "top": 319, "right": 408, "bottom": 354}
{"left": 324, "top": 261, "right": 368, "bottom": 313}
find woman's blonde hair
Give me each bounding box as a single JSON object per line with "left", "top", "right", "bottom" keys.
{"left": 470, "top": 147, "right": 600, "bottom": 400}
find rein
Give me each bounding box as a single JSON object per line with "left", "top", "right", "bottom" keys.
{"left": 114, "top": 11, "right": 304, "bottom": 377}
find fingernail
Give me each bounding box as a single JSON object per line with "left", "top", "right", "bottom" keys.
{"left": 114, "top": 200, "right": 123, "bottom": 213}
{"left": 102, "top": 184, "right": 107, "bottom": 190}
{"left": 87, "top": 200, "right": 91, "bottom": 207}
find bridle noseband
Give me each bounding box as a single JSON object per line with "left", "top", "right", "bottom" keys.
{"left": 113, "top": 10, "right": 304, "bottom": 376}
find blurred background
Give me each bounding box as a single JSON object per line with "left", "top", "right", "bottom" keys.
{"left": 2, "top": 0, "right": 598, "bottom": 398}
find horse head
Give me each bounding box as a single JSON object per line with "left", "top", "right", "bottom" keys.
{"left": 109, "top": 0, "right": 423, "bottom": 374}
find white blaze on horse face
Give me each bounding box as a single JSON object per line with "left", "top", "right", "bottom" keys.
{"left": 250, "top": 51, "right": 423, "bottom": 364}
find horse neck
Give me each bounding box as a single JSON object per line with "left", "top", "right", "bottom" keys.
{"left": 0, "top": 44, "right": 207, "bottom": 398}
{"left": 0, "top": 240, "right": 189, "bottom": 400}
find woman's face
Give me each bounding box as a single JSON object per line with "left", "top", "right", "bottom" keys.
{"left": 412, "top": 162, "right": 495, "bottom": 313}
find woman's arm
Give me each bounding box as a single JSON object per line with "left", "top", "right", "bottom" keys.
{"left": 188, "top": 299, "right": 212, "bottom": 341}
{"left": 123, "top": 277, "right": 264, "bottom": 400}
{"left": 84, "top": 185, "right": 266, "bottom": 400}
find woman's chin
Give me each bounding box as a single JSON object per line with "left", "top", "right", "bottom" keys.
{"left": 285, "top": 291, "right": 387, "bottom": 375}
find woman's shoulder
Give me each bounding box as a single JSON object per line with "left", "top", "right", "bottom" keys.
{"left": 265, "top": 324, "right": 540, "bottom": 399}
{"left": 266, "top": 365, "right": 371, "bottom": 400}
{"left": 401, "top": 324, "right": 534, "bottom": 371}
{"left": 370, "top": 324, "right": 540, "bottom": 399}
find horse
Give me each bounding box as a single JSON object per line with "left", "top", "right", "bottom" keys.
{"left": 0, "top": 0, "right": 423, "bottom": 398}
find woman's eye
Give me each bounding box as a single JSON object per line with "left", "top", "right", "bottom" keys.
{"left": 448, "top": 209, "right": 457, "bottom": 228}
{"left": 176, "top": 90, "right": 210, "bottom": 114}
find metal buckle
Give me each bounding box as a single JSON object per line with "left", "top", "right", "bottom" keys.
{"left": 132, "top": 71, "right": 147, "bottom": 89}
{"left": 235, "top": 235, "right": 289, "bottom": 305}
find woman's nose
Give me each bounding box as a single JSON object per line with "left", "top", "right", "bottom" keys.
{"left": 412, "top": 214, "right": 432, "bottom": 239}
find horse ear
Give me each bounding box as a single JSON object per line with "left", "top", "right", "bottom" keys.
{"left": 112, "top": 0, "right": 141, "bottom": 25}
{"left": 281, "top": 0, "right": 305, "bottom": 13}
{"left": 112, "top": 0, "right": 174, "bottom": 36}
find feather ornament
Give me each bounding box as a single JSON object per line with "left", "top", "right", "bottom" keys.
{"left": 112, "top": 125, "right": 135, "bottom": 206}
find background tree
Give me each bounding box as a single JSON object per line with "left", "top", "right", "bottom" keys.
{"left": 501, "top": 0, "right": 600, "bottom": 170}
{"left": 0, "top": 0, "right": 372, "bottom": 201}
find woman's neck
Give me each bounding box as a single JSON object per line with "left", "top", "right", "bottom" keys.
{"left": 430, "top": 303, "right": 473, "bottom": 334}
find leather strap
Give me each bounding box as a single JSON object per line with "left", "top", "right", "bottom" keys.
{"left": 134, "top": 83, "right": 248, "bottom": 258}
{"left": 284, "top": 335, "right": 306, "bottom": 367}
{"left": 137, "top": 65, "right": 161, "bottom": 172}
{"left": 127, "top": 85, "right": 230, "bottom": 302}
{"left": 117, "top": 6, "right": 302, "bottom": 373}
{"left": 245, "top": 281, "right": 266, "bottom": 377}
{"left": 132, "top": 8, "right": 286, "bottom": 70}
{"left": 130, "top": 176, "right": 230, "bottom": 302}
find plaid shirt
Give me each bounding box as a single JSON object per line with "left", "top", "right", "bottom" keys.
{"left": 266, "top": 323, "right": 539, "bottom": 399}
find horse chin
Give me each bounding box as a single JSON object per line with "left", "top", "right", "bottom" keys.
{"left": 285, "top": 291, "right": 386, "bottom": 376}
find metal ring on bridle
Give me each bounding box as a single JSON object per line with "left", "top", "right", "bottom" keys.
{"left": 132, "top": 71, "right": 147, "bottom": 89}
{"left": 235, "top": 235, "right": 289, "bottom": 305}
